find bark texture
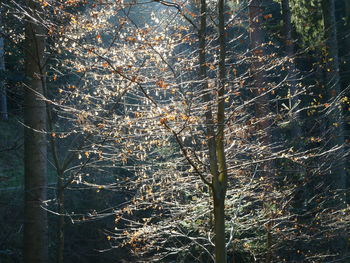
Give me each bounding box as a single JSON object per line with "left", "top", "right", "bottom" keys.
{"left": 198, "top": 0, "right": 228, "bottom": 261}
{"left": 23, "top": 0, "right": 48, "bottom": 262}
{"left": 214, "top": 0, "right": 228, "bottom": 261}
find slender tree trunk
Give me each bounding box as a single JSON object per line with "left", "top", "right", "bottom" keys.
{"left": 281, "top": 0, "right": 301, "bottom": 138}
{"left": 213, "top": 192, "right": 226, "bottom": 263}
{"left": 0, "top": 10, "right": 7, "bottom": 121}
{"left": 248, "top": 0, "right": 271, "bottom": 146}
{"left": 198, "top": 0, "right": 228, "bottom": 261}
{"left": 23, "top": 0, "right": 48, "bottom": 262}
{"left": 321, "top": 0, "right": 347, "bottom": 258}
{"left": 321, "top": 0, "right": 347, "bottom": 196}
{"left": 339, "top": 0, "right": 350, "bottom": 88}
{"left": 214, "top": 0, "right": 228, "bottom": 261}
{"left": 341, "top": 0, "right": 350, "bottom": 206}
{"left": 248, "top": 2, "right": 276, "bottom": 260}
{"left": 248, "top": 0, "right": 274, "bottom": 188}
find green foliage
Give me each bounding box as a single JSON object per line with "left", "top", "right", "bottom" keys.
{"left": 290, "top": 0, "right": 324, "bottom": 48}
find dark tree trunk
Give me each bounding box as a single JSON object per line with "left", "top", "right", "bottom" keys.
{"left": 23, "top": 0, "right": 48, "bottom": 262}
{"left": 338, "top": 0, "right": 350, "bottom": 88}
{"left": 248, "top": 0, "right": 271, "bottom": 146}
{"left": 321, "top": 0, "right": 347, "bottom": 258}
{"left": 214, "top": 0, "right": 228, "bottom": 261}
{"left": 248, "top": 2, "right": 276, "bottom": 260}
{"left": 341, "top": 0, "right": 350, "bottom": 206}
{"left": 0, "top": 11, "right": 7, "bottom": 121}
{"left": 281, "top": 0, "right": 301, "bottom": 138}
{"left": 322, "top": 0, "right": 347, "bottom": 196}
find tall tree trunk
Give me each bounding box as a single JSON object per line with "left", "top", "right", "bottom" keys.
{"left": 217, "top": 0, "right": 227, "bottom": 184}
{"left": 248, "top": 1, "right": 275, "bottom": 260}
{"left": 198, "top": 0, "right": 228, "bottom": 261}
{"left": 281, "top": 0, "right": 301, "bottom": 138}
{"left": 248, "top": 0, "right": 271, "bottom": 147}
{"left": 0, "top": 10, "right": 7, "bottom": 121}
{"left": 23, "top": 0, "right": 48, "bottom": 262}
{"left": 339, "top": 0, "right": 350, "bottom": 88}
{"left": 321, "top": 0, "right": 347, "bottom": 258}
{"left": 214, "top": 0, "right": 228, "bottom": 261}
{"left": 321, "top": 0, "right": 347, "bottom": 197}
{"left": 341, "top": 0, "right": 350, "bottom": 206}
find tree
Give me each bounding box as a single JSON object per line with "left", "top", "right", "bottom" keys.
{"left": 23, "top": 0, "right": 48, "bottom": 262}
{"left": 281, "top": 0, "right": 301, "bottom": 138}
{"left": 321, "top": 0, "right": 346, "bottom": 201}
{"left": 210, "top": 0, "right": 228, "bottom": 260}
{"left": 195, "top": 0, "right": 228, "bottom": 261}
{"left": 248, "top": 0, "right": 274, "bottom": 153}
{"left": 321, "top": 0, "right": 348, "bottom": 257}
{"left": 104, "top": 1, "right": 323, "bottom": 262}
{"left": 0, "top": 6, "right": 7, "bottom": 121}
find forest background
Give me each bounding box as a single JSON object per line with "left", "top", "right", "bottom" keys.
{"left": 0, "top": 0, "right": 350, "bottom": 262}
